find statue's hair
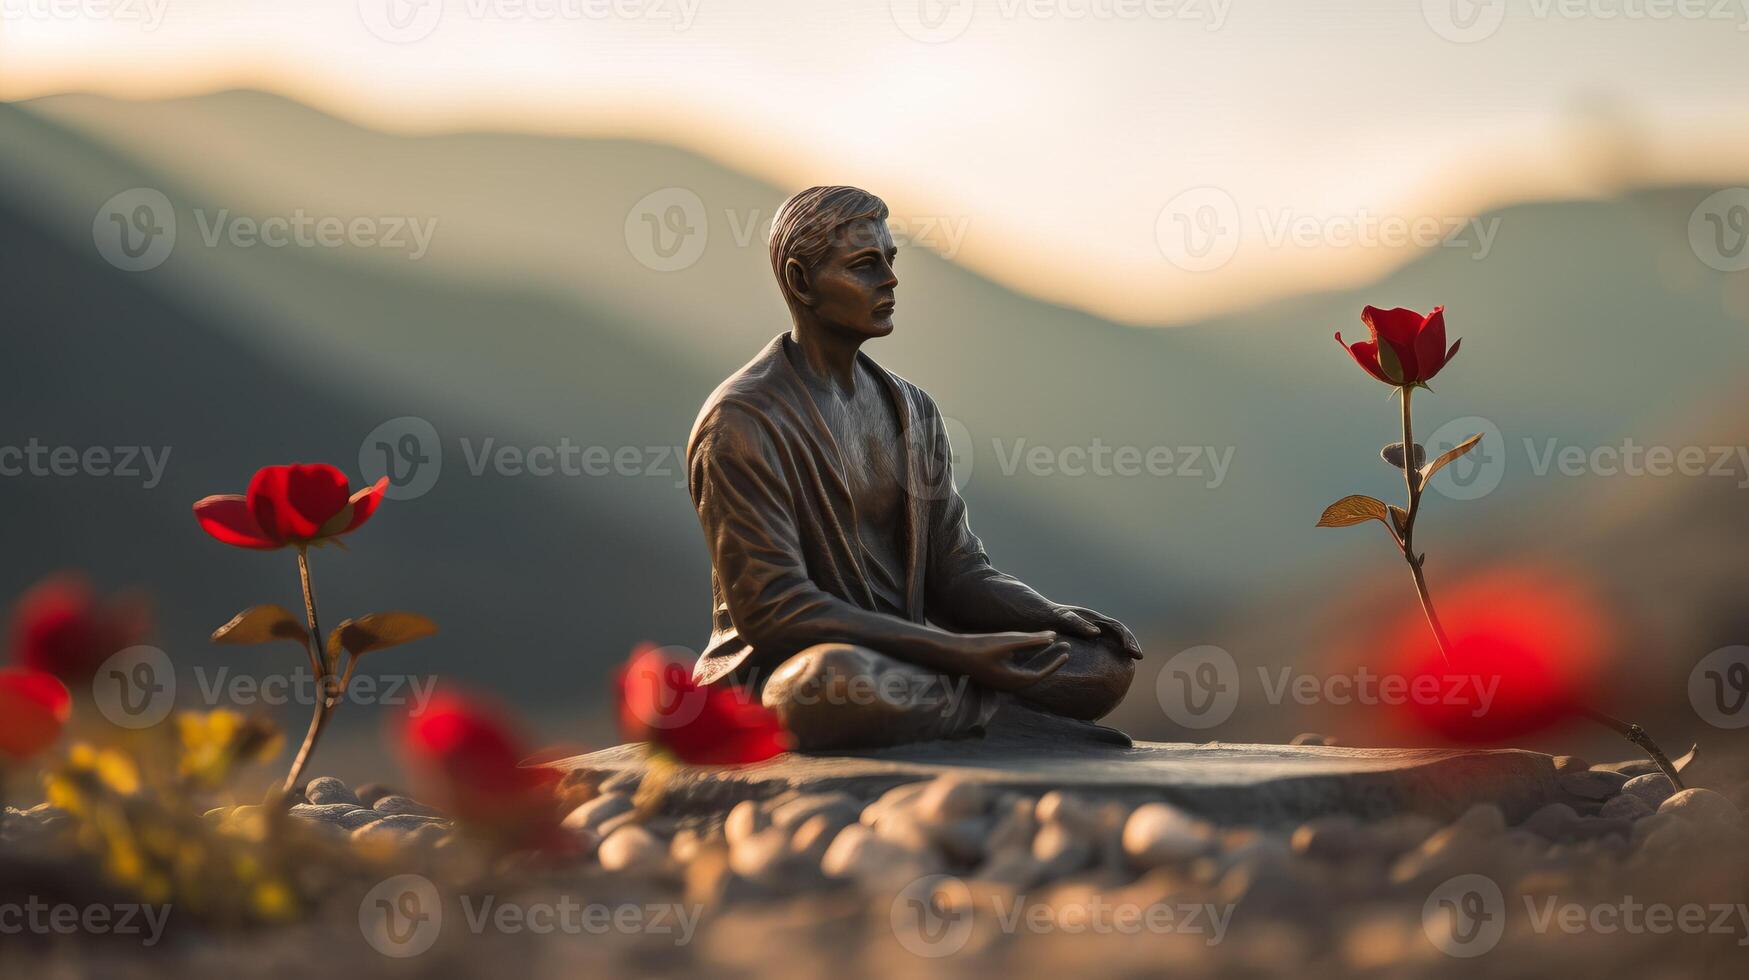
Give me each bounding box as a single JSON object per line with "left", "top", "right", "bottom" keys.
{"left": 768, "top": 185, "right": 889, "bottom": 291}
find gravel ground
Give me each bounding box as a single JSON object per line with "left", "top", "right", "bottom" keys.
{"left": 4, "top": 755, "right": 1748, "bottom": 979}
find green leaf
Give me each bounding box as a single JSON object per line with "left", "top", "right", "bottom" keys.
{"left": 1316, "top": 495, "right": 1390, "bottom": 529}
{"left": 326, "top": 612, "right": 439, "bottom": 661}
{"left": 1419, "top": 433, "right": 1484, "bottom": 485}
{"left": 211, "top": 605, "right": 309, "bottom": 647}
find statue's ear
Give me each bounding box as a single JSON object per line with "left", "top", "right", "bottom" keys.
{"left": 782, "top": 257, "right": 814, "bottom": 307}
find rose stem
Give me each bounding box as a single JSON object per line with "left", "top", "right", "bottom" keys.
{"left": 282, "top": 547, "right": 334, "bottom": 798}
{"left": 1395, "top": 386, "right": 1685, "bottom": 790}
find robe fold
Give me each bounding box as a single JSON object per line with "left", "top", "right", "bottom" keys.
{"left": 686, "top": 333, "right": 1004, "bottom": 686}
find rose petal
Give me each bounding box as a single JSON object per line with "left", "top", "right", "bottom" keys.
{"left": 0, "top": 669, "right": 72, "bottom": 761}
{"left": 194, "top": 495, "right": 283, "bottom": 549}
{"left": 248, "top": 464, "right": 351, "bottom": 542}
{"left": 340, "top": 477, "right": 389, "bottom": 534}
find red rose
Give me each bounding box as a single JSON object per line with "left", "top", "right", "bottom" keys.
{"left": 0, "top": 668, "right": 72, "bottom": 762}
{"left": 9, "top": 573, "right": 151, "bottom": 681}
{"left": 1335, "top": 305, "right": 1461, "bottom": 387}
{"left": 400, "top": 691, "right": 563, "bottom": 847}
{"left": 617, "top": 644, "right": 790, "bottom": 765}
{"left": 194, "top": 463, "right": 387, "bottom": 550}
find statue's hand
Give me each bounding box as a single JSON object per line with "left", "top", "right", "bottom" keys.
{"left": 955, "top": 631, "right": 1071, "bottom": 692}
{"left": 1050, "top": 605, "right": 1144, "bottom": 660}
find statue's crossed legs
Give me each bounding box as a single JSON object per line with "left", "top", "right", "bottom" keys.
{"left": 756, "top": 637, "right": 1135, "bottom": 751}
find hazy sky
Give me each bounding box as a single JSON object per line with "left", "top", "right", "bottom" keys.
{"left": 4, "top": 0, "right": 1748, "bottom": 322}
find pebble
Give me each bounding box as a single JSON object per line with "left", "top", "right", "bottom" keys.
{"left": 1451, "top": 803, "right": 1506, "bottom": 838}
{"left": 860, "top": 783, "right": 926, "bottom": 827}
{"left": 1657, "top": 788, "right": 1741, "bottom": 828}
{"left": 373, "top": 795, "right": 443, "bottom": 818}
{"left": 729, "top": 827, "right": 791, "bottom": 883}
{"left": 983, "top": 798, "right": 1038, "bottom": 855}
{"left": 1034, "top": 791, "right": 1098, "bottom": 833}
{"left": 769, "top": 792, "right": 859, "bottom": 832}
{"left": 1599, "top": 793, "right": 1654, "bottom": 821}
{"left": 913, "top": 777, "right": 988, "bottom": 824}
{"left": 724, "top": 800, "right": 769, "bottom": 845}
{"left": 1559, "top": 769, "right": 1630, "bottom": 801}
{"left": 974, "top": 849, "right": 1042, "bottom": 888}
{"left": 598, "top": 826, "right": 668, "bottom": 873}
{"left": 288, "top": 802, "right": 363, "bottom": 826}
{"left": 600, "top": 770, "right": 642, "bottom": 794}
{"left": 821, "top": 824, "right": 938, "bottom": 887}
{"left": 1289, "top": 733, "right": 1332, "bottom": 746}
{"left": 931, "top": 816, "right": 993, "bottom": 865}
{"left": 304, "top": 777, "right": 361, "bottom": 807}
{"left": 1620, "top": 773, "right": 1676, "bottom": 809}
{"left": 1593, "top": 759, "right": 1661, "bottom": 778}
{"left": 562, "top": 792, "right": 634, "bottom": 831}
{"left": 788, "top": 813, "right": 843, "bottom": 862}
{"left": 1290, "top": 816, "right": 1365, "bottom": 860}
{"left": 1523, "top": 803, "right": 1579, "bottom": 840}
{"left": 1551, "top": 755, "right": 1589, "bottom": 773}
{"left": 596, "top": 811, "right": 640, "bottom": 839}
{"left": 1122, "top": 803, "right": 1212, "bottom": 867}
{"left": 350, "top": 814, "right": 443, "bottom": 845}
{"left": 353, "top": 783, "right": 396, "bottom": 807}
{"left": 1030, "top": 821, "right": 1094, "bottom": 878}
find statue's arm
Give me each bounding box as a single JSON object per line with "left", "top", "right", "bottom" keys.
{"left": 921, "top": 406, "right": 1143, "bottom": 658}
{"left": 691, "top": 405, "right": 1029, "bottom": 675}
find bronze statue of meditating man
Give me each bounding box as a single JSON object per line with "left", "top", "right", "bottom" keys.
{"left": 686, "top": 185, "right": 1143, "bottom": 751}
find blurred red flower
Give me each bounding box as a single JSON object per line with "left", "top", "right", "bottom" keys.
{"left": 9, "top": 573, "right": 151, "bottom": 681}
{"left": 617, "top": 644, "right": 790, "bottom": 765}
{"left": 1385, "top": 568, "right": 1608, "bottom": 743}
{"left": 0, "top": 668, "right": 72, "bottom": 762}
{"left": 194, "top": 463, "right": 387, "bottom": 550}
{"left": 399, "top": 690, "right": 564, "bottom": 849}
{"left": 1335, "top": 305, "right": 1461, "bottom": 387}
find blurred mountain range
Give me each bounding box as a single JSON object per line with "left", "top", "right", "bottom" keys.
{"left": 3, "top": 90, "right": 1746, "bottom": 776}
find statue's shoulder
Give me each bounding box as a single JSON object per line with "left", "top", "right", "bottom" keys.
{"left": 688, "top": 335, "right": 796, "bottom": 454}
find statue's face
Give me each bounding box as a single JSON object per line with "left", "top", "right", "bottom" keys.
{"left": 806, "top": 216, "right": 898, "bottom": 339}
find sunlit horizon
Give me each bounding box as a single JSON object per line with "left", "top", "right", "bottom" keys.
{"left": 6, "top": 0, "right": 1749, "bottom": 324}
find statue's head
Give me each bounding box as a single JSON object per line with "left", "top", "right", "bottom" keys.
{"left": 769, "top": 185, "right": 896, "bottom": 339}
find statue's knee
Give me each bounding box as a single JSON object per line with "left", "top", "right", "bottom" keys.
{"left": 762, "top": 643, "right": 872, "bottom": 709}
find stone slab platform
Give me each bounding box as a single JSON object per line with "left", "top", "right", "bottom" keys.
{"left": 557, "top": 707, "right": 1562, "bottom": 825}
